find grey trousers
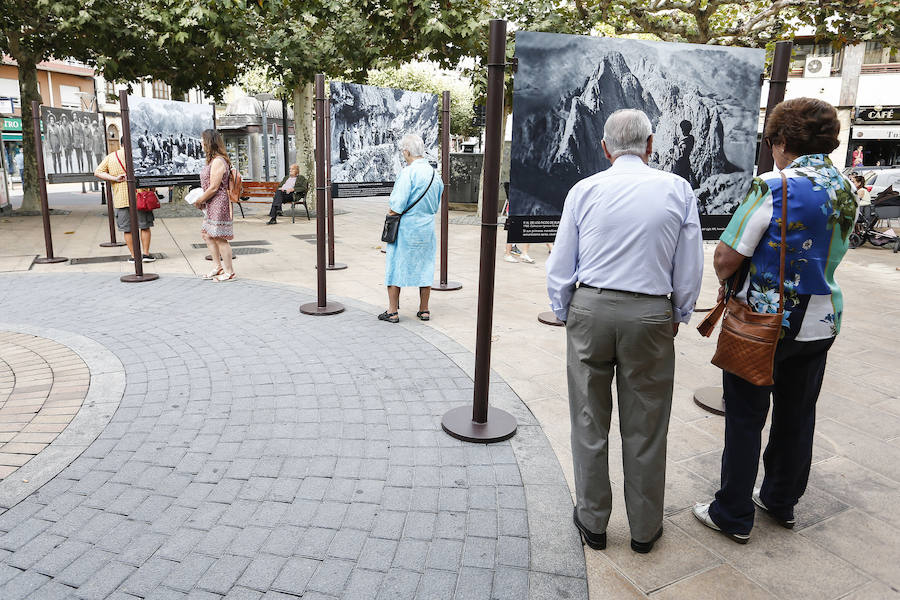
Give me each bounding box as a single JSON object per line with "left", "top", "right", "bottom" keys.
{"left": 566, "top": 287, "right": 675, "bottom": 543}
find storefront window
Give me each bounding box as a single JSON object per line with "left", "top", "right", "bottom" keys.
{"left": 225, "top": 136, "right": 251, "bottom": 179}
{"left": 863, "top": 42, "right": 899, "bottom": 65}
{"left": 105, "top": 81, "right": 116, "bottom": 102}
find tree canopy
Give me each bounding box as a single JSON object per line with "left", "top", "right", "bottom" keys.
{"left": 367, "top": 64, "right": 479, "bottom": 138}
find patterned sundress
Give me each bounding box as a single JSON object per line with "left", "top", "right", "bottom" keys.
{"left": 201, "top": 157, "right": 234, "bottom": 240}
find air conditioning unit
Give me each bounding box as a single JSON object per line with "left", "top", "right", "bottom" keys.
{"left": 804, "top": 55, "right": 832, "bottom": 78}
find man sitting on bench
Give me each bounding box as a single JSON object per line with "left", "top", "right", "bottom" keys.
{"left": 267, "top": 163, "right": 302, "bottom": 225}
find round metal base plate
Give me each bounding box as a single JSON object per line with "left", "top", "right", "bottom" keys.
{"left": 206, "top": 255, "right": 237, "bottom": 261}
{"left": 325, "top": 263, "right": 348, "bottom": 271}
{"left": 432, "top": 281, "right": 463, "bottom": 291}
{"left": 99, "top": 242, "right": 127, "bottom": 248}
{"left": 299, "top": 301, "right": 345, "bottom": 316}
{"left": 693, "top": 386, "right": 725, "bottom": 416}
{"left": 34, "top": 257, "right": 68, "bottom": 264}
{"left": 120, "top": 273, "right": 160, "bottom": 283}
{"left": 441, "top": 406, "right": 518, "bottom": 444}
{"left": 538, "top": 311, "right": 565, "bottom": 327}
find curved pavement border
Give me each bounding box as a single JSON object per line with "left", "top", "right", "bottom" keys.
{"left": 0, "top": 323, "right": 126, "bottom": 510}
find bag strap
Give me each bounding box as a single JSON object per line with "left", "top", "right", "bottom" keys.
{"left": 698, "top": 175, "right": 788, "bottom": 336}
{"left": 400, "top": 170, "right": 435, "bottom": 217}
{"left": 777, "top": 172, "right": 788, "bottom": 314}
{"left": 114, "top": 149, "right": 125, "bottom": 172}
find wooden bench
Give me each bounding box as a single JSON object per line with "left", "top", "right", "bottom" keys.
{"left": 236, "top": 181, "right": 310, "bottom": 223}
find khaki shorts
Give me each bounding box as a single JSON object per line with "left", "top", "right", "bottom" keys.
{"left": 116, "top": 208, "right": 155, "bottom": 233}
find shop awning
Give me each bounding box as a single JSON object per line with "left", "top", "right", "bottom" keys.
{"left": 1, "top": 132, "right": 22, "bottom": 141}
{"left": 852, "top": 125, "right": 900, "bottom": 140}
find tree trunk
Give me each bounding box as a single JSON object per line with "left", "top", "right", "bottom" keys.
{"left": 16, "top": 54, "right": 42, "bottom": 213}
{"left": 293, "top": 80, "right": 316, "bottom": 213}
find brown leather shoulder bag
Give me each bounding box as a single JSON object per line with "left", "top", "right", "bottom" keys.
{"left": 697, "top": 173, "right": 788, "bottom": 386}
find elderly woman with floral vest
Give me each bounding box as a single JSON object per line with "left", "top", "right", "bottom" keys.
{"left": 693, "top": 98, "right": 858, "bottom": 544}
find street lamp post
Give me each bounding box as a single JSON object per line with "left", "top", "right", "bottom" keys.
{"left": 255, "top": 93, "right": 275, "bottom": 182}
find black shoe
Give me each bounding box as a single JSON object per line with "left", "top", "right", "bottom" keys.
{"left": 266, "top": 217, "right": 277, "bottom": 225}
{"left": 127, "top": 257, "right": 136, "bottom": 264}
{"left": 276, "top": 210, "right": 284, "bottom": 216}
{"left": 142, "top": 254, "right": 156, "bottom": 263}
{"left": 573, "top": 507, "right": 606, "bottom": 550}
{"left": 631, "top": 527, "right": 663, "bottom": 554}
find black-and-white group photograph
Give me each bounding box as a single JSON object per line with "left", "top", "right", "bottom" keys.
{"left": 330, "top": 82, "right": 438, "bottom": 193}
{"left": 128, "top": 96, "right": 215, "bottom": 186}
{"left": 41, "top": 107, "right": 106, "bottom": 183}
{"left": 509, "top": 31, "right": 764, "bottom": 220}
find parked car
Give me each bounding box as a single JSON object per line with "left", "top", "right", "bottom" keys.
{"left": 843, "top": 166, "right": 900, "bottom": 195}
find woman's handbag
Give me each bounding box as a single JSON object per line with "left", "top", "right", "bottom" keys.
{"left": 136, "top": 189, "right": 161, "bottom": 211}
{"left": 381, "top": 171, "right": 435, "bottom": 244}
{"left": 697, "top": 173, "right": 788, "bottom": 386}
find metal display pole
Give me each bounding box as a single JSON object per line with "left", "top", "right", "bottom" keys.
{"left": 442, "top": 20, "right": 517, "bottom": 443}
{"left": 325, "top": 92, "right": 346, "bottom": 270}
{"left": 300, "top": 74, "right": 345, "bottom": 316}
{"left": 693, "top": 39, "right": 792, "bottom": 416}
{"left": 99, "top": 113, "right": 125, "bottom": 247}
{"left": 31, "top": 101, "right": 68, "bottom": 264}
{"left": 261, "top": 107, "right": 270, "bottom": 182}
{"left": 282, "top": 96, "right": 290, "bottom": 175}
{"left": 432, "top": 90, "right": 461, "bottom": 291}
{"left": 118, "top": 91, "right": 158, "bottom": 283}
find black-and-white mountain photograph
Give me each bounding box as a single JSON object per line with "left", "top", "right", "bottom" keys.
{"left": 509, "top": 31, "right": 765, "bottom": 218}
{"left": 41, "top": 107, "right": 106, "bottom": 183}
{"left": 128, "top": 96, "right": 214, "bottom": 186}
{"left": 330, "top": 82, "right": 438, "bottom": 189}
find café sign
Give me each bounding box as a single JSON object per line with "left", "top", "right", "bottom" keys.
{"left": 856, "top": 107, "right": 900, "bottom": 123}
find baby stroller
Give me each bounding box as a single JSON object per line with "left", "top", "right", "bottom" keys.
{"left": 849, "top": 187, "right": 900, "bottom": 252}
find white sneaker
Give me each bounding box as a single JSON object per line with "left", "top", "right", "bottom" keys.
{"left": 692, "top": 502, "right": 750, "bottom": 544}
{"left": 520, "top": 254, "right": 535, "bottom": 264}
{"left": 752, "top": 487, "right": 795, "bottom": 529}
{"left": 504, "top": 255, "right": 518, "bottom": 263}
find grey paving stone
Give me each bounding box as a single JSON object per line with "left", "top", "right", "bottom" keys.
{"left": 392, "top": 539, "right": 429, "bottom": 572}
{"left": 74, "top": 560, "right": 135, "bottom": 600}
{"left": 402, "top": 511, "right": 436, "bottom": 540}
{"left": 295, "top": 527, "right": 334, "bottom": 560}
{"left": 467, "top": 510, "right": 498, "bottom": 539}
{"left": 156, "top": 529, "right": 205, "bottom": 562}
{"left": 375, "top": 568, "right": 420, "bottom": 600}
{"left": 120, "top": 557, "right": 178, "bottom": 598}
{"left": 528, "top": 571, "right": 588, "bottom": 600}
{"left": 434, "top": 512, "right": 466, "bottom": 540}
{"left": 56, "top": 548, "right": 115, "bottom": 587}
{"left": 326, "top": 529, "right": 366, "bottom": 560}
{"left": 236, "top": 555, "right": 287, "bottom": 592}
{"left": 32, "top": 580, "right": 77, "bottom": 600}
{"left": 0, "top": 570, "right": 49, "bottom": 600}
{"left": 343, "top": 568, "right": 383, "bottom": 600}
{"left": 223, "top": 586, "right": 262, "bottom": 600}
{"left": 426, "top": 538, "right": 464, "bottom": 572}
{"left": 196, "top": 555, "right": 250, "bottom": 595}
{"left": 31, "top": 538, "right": 91, "bottom": 577}
{"left": 497, "top": 536, "right": 529, "bottom": 569}
{"left": 417, "top": 569, "right": 457, "bottom": 600}
{"left": 453, "top": 567, "right": 493, "bottom": 600}
{"left": 306, "top": 558, "right": 353, "bottom": 596}
{"left": 371, "top": 511, "right": 407, "bottom": 540}
{"left": 270, "top": 556, "right": 319, "bottom": 595}
{"left": 167, "top": 553, "right": 216, "bottom": 592}
{"left": 229, "top": 526, "right": 272, "bottom": 558}
{"left": 6, "top": 532, "right": 64, "bottom": 570}
{"left": 118, "top": 532, "right": 167, "bottom": 566}
{"left": 0, "top": 518, "right": 51, "bottom": 551}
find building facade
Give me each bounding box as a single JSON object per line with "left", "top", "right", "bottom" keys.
{"left": 759, "top": 40, "right": 900, "bottom": 169}
{"left": 0, "top": 57, "right": 97, "bottom": 177}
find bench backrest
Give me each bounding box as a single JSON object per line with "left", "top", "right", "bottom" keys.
{"left": 240, "top": 181, "right": 281, "bottom": 198}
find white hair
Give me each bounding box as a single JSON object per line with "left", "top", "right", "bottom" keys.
{"left": 602, "top": 109, "right": 653, "bottom": 159}
{"left": 399, "top": 134, "right": 425, "bottom": 158}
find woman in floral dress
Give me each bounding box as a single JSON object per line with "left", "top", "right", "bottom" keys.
{"left": 193, "top": 129, "right": 236, "bottom": 282}
{"left": 692, "top": 98, "right": 857, "bottom": 543}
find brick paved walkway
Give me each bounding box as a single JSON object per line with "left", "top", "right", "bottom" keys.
{"left": 0, "top": 273, "right": 587, "bottom": 600}
{"left": 0, "top": 333, "right": 90, "bottom": 480}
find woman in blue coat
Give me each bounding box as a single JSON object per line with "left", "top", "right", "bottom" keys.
{"left": 379, "top": 134, "right": 443, "bottom": 323}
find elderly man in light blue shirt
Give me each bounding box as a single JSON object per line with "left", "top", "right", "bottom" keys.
{"left": 547, "top": 108, "right": 703, "bottom": 554}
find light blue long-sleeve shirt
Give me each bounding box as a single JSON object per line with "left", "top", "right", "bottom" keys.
{"left": 545, "top": 154, "right": 704, "bottom": 323}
